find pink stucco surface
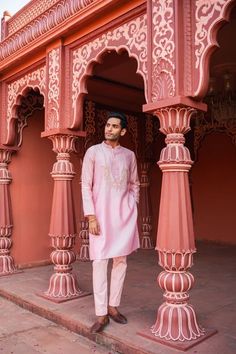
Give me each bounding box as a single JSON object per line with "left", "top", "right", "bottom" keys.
{"left": 192, "top": 133, "right": 236, "bottom": 245}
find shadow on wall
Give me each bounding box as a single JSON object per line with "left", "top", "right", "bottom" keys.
{"left": 192, "top": 133, "right": 236, "bottom": 245}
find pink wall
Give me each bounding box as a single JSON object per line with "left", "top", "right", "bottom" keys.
{"left": 192, "top": 133, "right": 236, "bottom": 245}
{"left": 10, "top": 110, "right": 84, "bottom": 266}
{"left": 10, "top": 110, "right": 55, "bottom": 266}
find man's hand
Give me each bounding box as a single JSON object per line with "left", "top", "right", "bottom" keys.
{"left": 88, "top": 215, "right": 100, "bottom": 235}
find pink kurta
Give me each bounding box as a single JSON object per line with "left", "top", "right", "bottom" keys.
{"left": 81, "top": 142, "right": 140, "bottom": 260}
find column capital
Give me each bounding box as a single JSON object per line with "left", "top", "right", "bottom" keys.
{"left": 41, "top": 130, "right": 86, "bottom": 153}
{"left": 49, "top": 134, "right": 77, "bottom": 154}
{"left": 143, "top": 96, "right": 207, "bottom": 114}
{"left": 0, "top": 148, "right": 17, "bottom": 164}
{"left": 0, "top": 149, "right": 16, "bottom": 184}
{"left": 154, "top": 106, "right": 195, "bottom": 135}
{"left": 47, "top": 136, "right": 77, "bottom": 181}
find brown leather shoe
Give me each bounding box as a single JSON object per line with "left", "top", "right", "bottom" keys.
{"left": 108, "top": 307, "right": 127, "bottom": 324}
{"left": 109, "top": 312, "right": 127, "bottom": 324}
{"left": 90, "top": 315, "right": 109, "bottom": 333}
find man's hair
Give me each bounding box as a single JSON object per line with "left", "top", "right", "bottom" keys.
{"left": 107, "top": 111, "right": 127, "bottom": 129}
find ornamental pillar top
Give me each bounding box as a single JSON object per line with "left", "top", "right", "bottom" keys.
{"left": 41, "top": 130, "right": 86, "bottom": 157}
{"left": 154, "top": 106, "right": 195, "bottom": 135}
{"left": 143, "top": 96, "right": 207, "bottom": 135}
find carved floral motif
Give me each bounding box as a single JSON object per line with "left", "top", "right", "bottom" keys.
{"left": 152, "top": 0, "right": 175, "bottom": 100}
{"left": 71, "top": 14, "right": 147, "bottom": 127}
{"left": 6, "top": 67, "right": 46, "bottom": 145}
{"left": 7, "top": 67, "right": 46, "bottom": 121}
{"left": 194, "top": 0, "right": 232, "bottom": 95}
{"left": 183, "top": 0, "right": 193, "bottom": 96}
{"left": 0, "top": 0, "right": 95, "bottom": 61}
{"left": 145, "top": 115, "right": 154, "bottom": 145}
{"left": 47, "top": 49, "right": 60, "bottom": 130}
{"left": 126, "top": 114, "right": 139, "bottom": 157}
{"left": 194, "top": 114, "right": 236, "bottom": 158}
{"left": 84, "top": 100, "right": 96, "bottom": 151}
{"left": 7, "top": 0, "right": 60, "bottom": 36}
{"left": 17, "top": 92, "right": 44, "bottom": 147}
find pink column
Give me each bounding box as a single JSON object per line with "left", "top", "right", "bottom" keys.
{"left": 77, "top": 145, "right": 90, "bottom": 262}
{"left": 139, "top": 161, "right": 154, "bottom": 249}
{"left": 42, "top": 134, "right": 88, "bottom": 302}
{"left": 0, "top": 149, "right": 17, "bottom": 275}
{"left": 151, "top": 106, "right": 205, "bottom": 342}
{"left": 78, "top": 220, "right": 90, "bottom": 261}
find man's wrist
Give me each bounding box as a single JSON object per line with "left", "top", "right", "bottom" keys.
{"left": 87, "top": 215, "right": 97, "bottom": 222}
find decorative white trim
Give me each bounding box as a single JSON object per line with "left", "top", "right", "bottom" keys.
{"left": 71, "top": 14, "right": 147, "bottom": 126}
{"left": 151, "top": 0, "right": 175, "bottom": 100}
{"left": 7, "top": 67, "right": 46, "bottom": 142}
{"left": 47, "top": 48, "right": 60, "bottom": 129}
{"left": 194, "top": 0, "right": 228, "bottom": 95}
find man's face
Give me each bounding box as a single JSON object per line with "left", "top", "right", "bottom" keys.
{"left": 104, "top": 117, "right": 126, "bottom": 141}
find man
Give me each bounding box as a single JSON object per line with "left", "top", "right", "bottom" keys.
{"left": 81, "top": 112, "right": 140, "bottom": 333}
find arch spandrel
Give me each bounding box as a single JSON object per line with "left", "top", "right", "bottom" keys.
{"left": 193, "top": 0, "right": 236, "bottom": 98}
{"left": 150, "top": 0, "right": 176, "bottom": 102}
{"left": 47, "top": 48, "right": 60, "bottom": 131}
{"left": 4, "top": 66, "right": 46, "bottom": 146}
{"left": 70, "top": 13, "right": 148, "bottom": 129}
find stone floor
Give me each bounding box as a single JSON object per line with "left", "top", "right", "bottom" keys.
{"left": 0, "top": 242, "right": 235, "bottom": 354}
{"left": 0, "top": 297, "right": 111, "bottom": 354}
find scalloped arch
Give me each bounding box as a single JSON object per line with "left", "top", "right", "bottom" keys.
{"left": 194, "top": 0, "right": 236, "bottom": 98}
{"left": 71, "top": 13, "right": 147, "bottom": 129}
{"left": 5, "top": 67, "right": 46, "bottom": 146}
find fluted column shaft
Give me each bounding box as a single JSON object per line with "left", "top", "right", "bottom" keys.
{"left": 78, "top": 220, "right": 90, "bottom": 261}
{"left": 44, "top": 134, "right": 84, "bottom": 302}
{"left": 0, "top": 149, "right": 17, "bottom": 275}
{"left": 152, "top": 106, "right": 204, "bottom": 341}
{"left": 139, "top": 162, "right": 153, "bottom": 249}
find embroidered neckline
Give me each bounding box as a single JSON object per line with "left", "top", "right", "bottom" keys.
{"left": 100, "top": 144, "right": 128, "bottom": 190}
{"left": 102, "top": 141, "right": 121, "bottom": 150}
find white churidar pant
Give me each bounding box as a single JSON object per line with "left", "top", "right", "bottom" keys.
{"left": 92, "top": 256, "right": 127, "bottom": 316}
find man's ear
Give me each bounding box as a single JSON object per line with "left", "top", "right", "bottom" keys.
{"left": 120, "top": 128, "right": 127, "bottom": 136}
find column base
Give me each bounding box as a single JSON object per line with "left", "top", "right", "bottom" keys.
{"left": 0, "top": 255, "right": 20, "bottom": 276}
{"left": 78, "top": 244, "right": 90, "bottom": 261}
{"left": 37, "top": 272, "right": 91, "bottom": 303}
{"left": 151, "top": 302, "right": 205, "bottom": 341}
{"left": 0, "top": 269, "right": 22, "bottom": 277}
{"left": 38, "top": 290, "right": 91, "bottom": 303}
{"left": 137, "top": 328, "right": 217, "bottom": 351}
{"left": 140, "top": 236, "right": 154, "bottom": 249}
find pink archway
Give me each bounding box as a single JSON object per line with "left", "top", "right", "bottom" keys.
{"left": 70, "top": 13, "right": 148, "bottom": 129}
{"left": 5, "top": 66, "right": 46, "bottom": 146}
{"left": 193, "top": 0, "right": 236, "bottom": 98}
{"left": 7, "top": 88, "right": 45, "bottom": 147}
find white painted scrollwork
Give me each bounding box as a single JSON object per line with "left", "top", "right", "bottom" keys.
{"left": 194, "top": 0, "right": 230, "bottom": 95}
{"left": 6, "top": 67, "right": 46, "bottom": 145}
{"left": 47, "top": 48, "right": 60, "bottom": 129}
{"left": 152, "top": 0, "right": 175, "bottom": 100}
{"left": 71, "top": 14, "right": 147, "bottom": 127}
{"left": 7, "top": 67, "right": 46, "bottom": 123}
